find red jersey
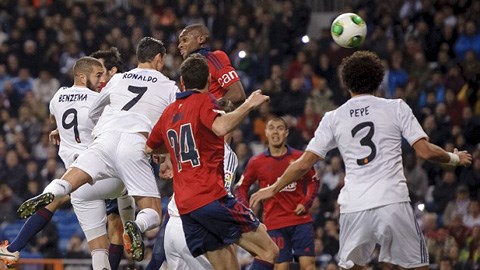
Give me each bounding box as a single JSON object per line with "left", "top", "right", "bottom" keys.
{"left": 195, "top": 48, "right": 240, "bottom": 99}
{"left": 235, "top": 147, "right": 319, "bottom": 230}
{"left": 147, "top": 91, "right": 227, "bottom": 214}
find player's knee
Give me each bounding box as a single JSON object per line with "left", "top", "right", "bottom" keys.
{"left": 259, "top": 239, "right": 279, "bottom": 263}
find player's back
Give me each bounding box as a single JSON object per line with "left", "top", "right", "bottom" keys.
{"left": 320, "top": 95, "right": 426, "bottom": 212}
{"left": 49, "top": 86, "right": 99, "bottom": 167}
{"left": 93, "top": 68, "right": 177, "bottom": 136}
{"left": 159, "top": 91, "right": 226, "bottom": 214}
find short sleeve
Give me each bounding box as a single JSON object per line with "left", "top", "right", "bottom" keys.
{"left": 306, "top": 112, "right": 337, "bottom": 158}
{"left": 397, "top": 100, "right": 428, "bottom": 145}
{"left": 209, "top": 51, "right": 241, "bottom": 89}
{"left": 199, "top": 93, "right": 221, "bottom": 129}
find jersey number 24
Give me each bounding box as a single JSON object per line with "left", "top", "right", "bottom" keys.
{"left": 167, "top": 124, "right": 200, "bottom": 171}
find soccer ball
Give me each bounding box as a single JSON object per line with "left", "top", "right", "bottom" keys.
{"left": 331, "top": 13, "right": 367, "bottom": 48}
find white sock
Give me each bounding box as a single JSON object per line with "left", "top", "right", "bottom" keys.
{"left": 117, "top": 194, "right": 135, "bottom": 224}
{"left": 135, "top": 208, "right": 160, "bottom": 232}
{"left": 91, "top": 249, "right": 110, "bottom": 270}
{"left": 43, "top": 179, "right": 72, "bottom": 198}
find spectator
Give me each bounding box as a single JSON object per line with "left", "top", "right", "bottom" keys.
{"left": 404, "top": 153, "right": 429, "bottom": 205}
{"left": 454, "top": 20, "right": 480, "bottom": 60}
{"left": 32, "top": 69, "right": 60, "bottom": 106}
{"left": 443, "top": 185, "right": 471, "bottom": 226}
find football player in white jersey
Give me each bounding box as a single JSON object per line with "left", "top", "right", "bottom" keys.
{"left": 17, "top": 37, "right": 179, "bottom": 262}
{"left": 1, "top": 57, "right": 129, "bottom": 269}
{"left": 250, "top": 51, "right": 472, "bottom": 270}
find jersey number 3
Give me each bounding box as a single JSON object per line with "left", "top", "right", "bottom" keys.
{"left": 167, "top": 124, "right": 200, "bottom": 171}
{"left": 351, "top": 121, "right": 376, "bottom": 165}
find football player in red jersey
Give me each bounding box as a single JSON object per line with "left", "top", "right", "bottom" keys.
{"left": 178, "top": 23, "right": 246, "bottom": 105}
{"left": 235, "top": 117, "right": 318, "bottom": 270}
{"left": 147, "top": 54, "right": 278, "bottom": 270}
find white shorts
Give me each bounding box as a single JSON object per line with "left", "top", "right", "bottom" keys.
{"left": 70, "top": 177, "right": 126, "bottom": 242}
{"left": 164, "top": 216, "right": 213, "bottom": 270}
{"left": 338, "top": 202, "right": 429, "bottom": 269}
{"left": 71, "top": 131, "right": 160, "bottom": 198}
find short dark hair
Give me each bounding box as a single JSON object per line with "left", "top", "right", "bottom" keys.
{"left": 183, "top": 24, "right": 210, "bottom": 44}
{"left": 341, "top": 51, "right": 385, "bottom": 94}
{"left": 180, "top": 53, "right": 209, "bottom": 90}
{"left": 90, "top": 47, "right": 123, "bottom": 72}
{"left": 73, "top": 56, "right": 103, "bottom": 77}
{"left": 136, "top": 37, "right": 166, "bottom": 63}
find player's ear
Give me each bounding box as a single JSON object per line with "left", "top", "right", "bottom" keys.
{"left": 198, "top": 35, "right": 207, "bottom": 45}
{"left": 155, "top": 53, "right": 164, "bottom": 70}
{"left": 110, "top": 67, "right": 118, "bottom": 76}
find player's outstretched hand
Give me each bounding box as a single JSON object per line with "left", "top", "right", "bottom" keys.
{"left": 49, "top": 129, "right": 60, "bottom": 145}
{"left": 454, "top": 148, "right": 472, "bottom": 167}
{"left": 250, "top": 185, "right": 276, "bottom": 209}
{"left": 245, "top": 90, "right": 270, "bottom": 109}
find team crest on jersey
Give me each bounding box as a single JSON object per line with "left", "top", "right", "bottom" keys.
{"left": 280, "top": 182, "right": 297, "bottom": 192}
{"left": 224, "top": 171, "right": 233, "bottom": 190}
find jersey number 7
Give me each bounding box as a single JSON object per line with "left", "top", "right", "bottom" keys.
{"left": 122, "top": 85, "right": 147, "bottom": 111}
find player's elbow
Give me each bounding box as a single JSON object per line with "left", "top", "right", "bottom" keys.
{"left": 211, "top": 122, "right": 229, "bottom": 137}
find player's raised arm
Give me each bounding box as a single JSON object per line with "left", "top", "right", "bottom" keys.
{"left": 211, "top": 90, "right": 269, "bottom": 136}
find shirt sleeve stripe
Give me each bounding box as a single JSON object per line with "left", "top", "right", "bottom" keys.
{"left": 206, "top": 53, "right": 224, "bottom": 70}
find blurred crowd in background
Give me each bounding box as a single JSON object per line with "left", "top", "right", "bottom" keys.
{"left": 0, "top": 0, "right": 479, "bottom": 269}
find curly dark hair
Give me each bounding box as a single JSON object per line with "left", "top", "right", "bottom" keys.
{"left": 340, "top": 51, "right": 385, "bottom": 94}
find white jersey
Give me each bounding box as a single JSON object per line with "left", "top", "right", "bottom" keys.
{"left": 89, "top": 68, "right": 178, "bottom": 137}
{"left": 49, "top": 86, "right": 98, "bottom": 167}
{"left": 306, "top": 95, "right": 427, "bottom": 213}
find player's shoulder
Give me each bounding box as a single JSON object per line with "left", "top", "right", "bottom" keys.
{"left": 248, "top": 152, "right": 267, "bottom": 164}
{"left": 208, "top": 50, "right": 231, "bottom": 65}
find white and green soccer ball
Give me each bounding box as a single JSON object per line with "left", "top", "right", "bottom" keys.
{"left": 331, "top": 13, "right": 367, "bottom": 48}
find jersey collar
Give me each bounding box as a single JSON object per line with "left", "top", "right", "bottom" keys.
{"left": 264, "top": 145, "right": 292, "bottom": 157}
{"left": 192, "top": 47, "right": 212, "bottom": 56}
{"left": 176, "top": 90, "right": 201, "bottom": 99}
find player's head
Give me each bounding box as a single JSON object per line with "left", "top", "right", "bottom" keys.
{"left": 136, "top": 37, "right": 166, "bottom": 70}
{"left": 265, "top": 117, "right": 289, "bottom": 148}
{"left": 90, "top": 47, "right": 123, "bottom": 83}
{"left": 180, "top": 53, "right": 210, "bottom": 91}
{"left": 341, "top": 51, "right": 385, "bottom": 95}
{"left": 178, "top": 24, "right": 210, "bottom": 59}
{"left": 73, "top": 56, "right": 104, "bottom": 92}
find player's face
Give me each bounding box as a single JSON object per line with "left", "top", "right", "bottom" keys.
{"left": 86, "top": 66, "right": 105, "bottom": 92}
{"left": 97, "top": 58, "right": 116, "bottom": 83}
{"left": 178, "top": 29, "right": 201, "bottom": 59}
{"left": 265, "top": 120, "right": 288, "bottom": 147}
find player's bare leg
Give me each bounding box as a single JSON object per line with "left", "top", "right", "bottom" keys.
{"left": 274, "top": 262, "right": 289, "bottom": 270}
{"left": 236, "top": 224, "right": 279, "bottom": 266}
{"left": 298, "top": 256, "right": 315, "bottom": 270}
{"left": 88, "top": 235, "right": 111, "bottom": 269}
{"left": 205, "top": 245, "right": 240, "bottom": 270}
